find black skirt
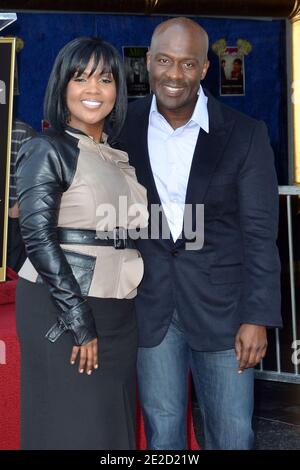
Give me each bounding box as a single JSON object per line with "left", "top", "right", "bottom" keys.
{"left": 16, "top": 278, "right": 138, "bottom": 450}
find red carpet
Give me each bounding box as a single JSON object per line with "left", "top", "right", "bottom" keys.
{"left": 0, "top": 302, "right": 20, "bottom": 450}
{"left": 0, "top": 276, "right": 199, "bottom": 450}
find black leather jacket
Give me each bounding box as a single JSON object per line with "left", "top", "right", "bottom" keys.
{"left": 16, "top": 128, "right": 97, "bottom": 346}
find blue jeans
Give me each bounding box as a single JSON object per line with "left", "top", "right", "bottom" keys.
{"left": 137, "top": 311, "right": 254, "bottom": 450}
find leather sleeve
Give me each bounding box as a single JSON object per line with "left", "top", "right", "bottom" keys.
{"left": 16, "top": 136, "right": 98, "bottom": 346}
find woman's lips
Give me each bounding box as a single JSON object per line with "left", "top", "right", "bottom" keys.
{"left": 81, "top": 100, "right": 102, "bottom": 108}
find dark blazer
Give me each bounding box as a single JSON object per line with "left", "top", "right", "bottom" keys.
{"left": 118, "top": 91, "right": 282, "bottom": 350}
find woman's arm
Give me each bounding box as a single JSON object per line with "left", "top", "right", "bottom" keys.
{"left": 16, "top": 136, "right": 97, "bottom": 346}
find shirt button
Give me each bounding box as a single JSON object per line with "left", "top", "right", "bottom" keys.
{"left": 171, "top": 250, "right": 179, "bottom": 257}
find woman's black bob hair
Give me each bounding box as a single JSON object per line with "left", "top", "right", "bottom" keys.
{"left": 44, "top": 37, "right": 127, "bottom": 141}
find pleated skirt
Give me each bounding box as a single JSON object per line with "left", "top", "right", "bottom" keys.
{"left": 16, "top": 278, "right": 138, "bottom": 450}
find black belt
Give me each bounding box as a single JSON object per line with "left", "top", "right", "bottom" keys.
{"left": 57, "top": 227, "right": 136, "bottom": 250}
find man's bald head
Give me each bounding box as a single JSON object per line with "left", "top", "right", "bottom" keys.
{"left": 150, "top": 17, "right": 209, "bottom": 61}
{"left": 146, "top": 17, "right": 210, "bottom": 125}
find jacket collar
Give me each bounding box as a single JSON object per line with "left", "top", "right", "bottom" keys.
{"left": 133, "top": 90, "right": 235, "bottom": 246}
{"left": 134, "top": 90, "right": 235, "bottom": 205}
{"left": 64, "top": 124, "right": 108, "bottom": 144}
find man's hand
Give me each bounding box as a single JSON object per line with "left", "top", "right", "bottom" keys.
{"left": 8, "top": 202, "right": 19, "bottom": 218}
{"left": 235, "top": 324, "right": 267, "bottom": 373}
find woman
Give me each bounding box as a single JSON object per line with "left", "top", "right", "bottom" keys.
{"left": 16, "top": 37, "right": 148, "bottom": 450}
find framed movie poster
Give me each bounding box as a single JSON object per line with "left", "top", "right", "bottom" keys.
{"left": 0, "top": 38, "right": 15, "bottom": 282}
{"left": 123, "top": 46, "right": 149, "bottom": 98}
{"left": 220, "top": 47, "right": 245, "bottom": 96}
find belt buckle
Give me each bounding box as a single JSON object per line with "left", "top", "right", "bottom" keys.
{"left": 113, "top": 227, "right": 127, "bottom": 249}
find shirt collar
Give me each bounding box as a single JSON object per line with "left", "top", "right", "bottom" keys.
{"left": 149, "top": 84, "right": 209, "bottom": 133}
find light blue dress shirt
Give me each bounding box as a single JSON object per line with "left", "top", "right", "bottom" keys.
{"left": 148, "top": 85, "right": 209, "bottom": 241}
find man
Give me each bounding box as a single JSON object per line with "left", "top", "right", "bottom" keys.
{"left": 118, "top": 17, "right": 282, "bottom": 450}
{"left": 7, "top": 118, "right": 36, "bottom": 271}
{"left": 220, "top": 58, "right": 227, "bottom": 84}
{"left": 231, "top": 58, "right": 243, "bottom": 83}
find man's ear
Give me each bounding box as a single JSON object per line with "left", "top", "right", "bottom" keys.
{"left": 201, "top": 60, "right": 210, "bottom": 81}
{"left": 146, "top": 51, "right": 151, "bottom": 73}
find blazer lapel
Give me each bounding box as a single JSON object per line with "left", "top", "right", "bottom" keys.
{"left": 137, "top": 93, "right": 235, "bottom": 248}
{"left": 184, "top": 121, "right": 234, "bottom": 206}
{"left": 134, "top": 97, "right": 162, "bottom": 207}
{"left": 175, "top": 94, "right": 235, "bottom": 247}
{"left": 134, "top": 97, "right": 174, "bottom": 246}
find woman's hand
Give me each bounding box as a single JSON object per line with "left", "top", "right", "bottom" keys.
{"left": 70, "top": 338, "right": 98, "bottom": 375}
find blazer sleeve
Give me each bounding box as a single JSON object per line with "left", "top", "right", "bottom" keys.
{"left": 238, "top": 121, "right": 282, "bottom": 327}
{"left": 16, "top": 136, "right": 97, "bottom": 345}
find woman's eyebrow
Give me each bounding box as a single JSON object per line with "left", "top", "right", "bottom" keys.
{"left": 76, "top": 67, "right": 112, "bottom": 77}
{"left": 75, "top": 70, "right": 88, "bottom": 77}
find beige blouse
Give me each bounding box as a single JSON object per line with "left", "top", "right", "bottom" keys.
{"left": 19, "top": 130, "right": 148, "bottom": 299}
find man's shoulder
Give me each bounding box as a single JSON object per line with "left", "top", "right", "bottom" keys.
{"left": 127, "top": 95, "right": 152, "bottom": 116}
{"left": 120, "top": 96, "right": 152, "bottom": 140}
{"left": 206, "top": 90, "right": 260, "bottom": 130}
{"left": 221, "top": 101, "right": 258, "bottom": 126}
{"left": 12, "top": 118, "right": 36, "bottom": 139}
